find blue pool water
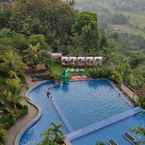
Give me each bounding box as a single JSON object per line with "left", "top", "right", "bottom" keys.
{"left": 20, "top": 82, "right": 67, "bottom": 145}
{"left": 72, "top": 112, "right": 145, "bottom": 145}
{"left": 51, "top": 80, "right": 132, "bottom": 130}
{"left": 20, "top": 80, "right": 143, "bottom": 145}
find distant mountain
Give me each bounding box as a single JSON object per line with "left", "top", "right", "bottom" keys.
{"left": 74, "top": 0, "right": 145, "bottom": 51}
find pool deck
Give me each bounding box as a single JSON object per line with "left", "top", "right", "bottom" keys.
{"left": 5, "top": 77, "right": 39, "bottom": 145}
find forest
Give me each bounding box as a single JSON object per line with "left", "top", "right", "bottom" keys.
{"left": 74, "top": 0, "right": 145, "bottom": 52}
{"left": 0, "top": 0, "right": 145, "bottom": 144}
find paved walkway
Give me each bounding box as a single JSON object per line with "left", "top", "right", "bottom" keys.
{"left": 5, "top": 77, "right": 38, "bottom": 145}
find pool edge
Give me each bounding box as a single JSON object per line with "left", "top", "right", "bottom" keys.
{"left": 15, "top": 80, "right": 51, "bottom": 145}
{"left": 15, "top": 79, "right": 139, "bottom": 145}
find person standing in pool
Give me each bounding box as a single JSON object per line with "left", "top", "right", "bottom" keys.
{"left": 47, "top": 88, "right": 50, "bottom": 99}
{"left": 50, "top": 96, "right": 53, "bottom": 100}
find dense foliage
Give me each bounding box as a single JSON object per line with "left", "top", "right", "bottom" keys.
{"left": 74, "top": 0, "right": 145, "bottom": 53}
{"left": 0, "top": 49, "right": 28, "bottom": 145}
{"left": 9, "top": 0, "right": 75, "bottom": 52}
{"left": 71, "top": 12, "right": 100, "bottom": 55}
{"left": 0, "top": 0, "right": 145, "bottom": 144}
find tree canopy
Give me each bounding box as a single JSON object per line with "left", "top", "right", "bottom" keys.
{"left": 9, "top": 0, "right": 75, "bottom": 51}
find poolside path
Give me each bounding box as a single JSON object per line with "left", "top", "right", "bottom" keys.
{"left": 5, "top": 77, "right": 38, "bottom": 145}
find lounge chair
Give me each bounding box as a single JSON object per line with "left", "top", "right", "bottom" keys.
{"left": 123, "top": 132, "right": 137, "bottom": 145}
{"left": 108, "top": 139, "right": 118, "bottom": 145}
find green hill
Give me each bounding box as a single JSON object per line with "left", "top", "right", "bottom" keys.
{"left": 74, "top": 0, "right": 145, "bottom": 51}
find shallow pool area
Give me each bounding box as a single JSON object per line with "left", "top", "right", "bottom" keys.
{"left": 19, "top": 80, "right": 145, "bottom": 145}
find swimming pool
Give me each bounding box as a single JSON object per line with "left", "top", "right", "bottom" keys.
{"left": 19, "top": 80, "right": 143, "bottom": 145}
{"left": 51, "top": 80, "right": 132, "bottom": 130}
{"left": 72, "top": 111, "right": 145, "bottom": 145}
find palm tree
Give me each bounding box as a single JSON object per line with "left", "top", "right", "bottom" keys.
{"left": 0, "top": 75, "right": 22, "bottom": 111}
{"left": 0, "top": 49, "right": 26, "bottom": 75}
{"left": 23, "top": 43, "right": 41, "bottom": 65}
{"left": 131, "top": 127, "right": 145, "bottom": 145}
{"left": 39, "top": 123, "right": 64, "bottom": 145}
{"left": 131, "top": 127, "right": 145, "bottom": 137}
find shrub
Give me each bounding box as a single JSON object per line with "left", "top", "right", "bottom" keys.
{"left": 87, "top": 66, "right": 112, "bottom": 79}
{"left": 0, "top": 128, "right": 6, "bottom": 144}
{"left": 111, "top": 70, "right": 123, "bottom": 86}
{"left": 19, "top": 105, "right": 28, "bottom": 117}
{"left": 0, "top": 28, "right": 28, "bottom": 50}
{"left": 0, "top": 114, "right": 16, "bottom": 129}
{"left": 139, "top": 97, "right": 145, "bottom": 109}
{"left": 126, "top": 71, "right": 145, "bottom": 89}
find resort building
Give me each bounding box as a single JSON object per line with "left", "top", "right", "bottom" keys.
{"left": 49, "top": 52, "right": 62, "bottom": 60}
{"left": 62, "top": 0, "right": 74, "bottom": 5}
{"left": 61, "top": 56, "right": 103, "bottom": 67}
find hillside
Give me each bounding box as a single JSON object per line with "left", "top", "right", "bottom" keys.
{"left": 74, "top": 0, "right": 145, "bottom": 51}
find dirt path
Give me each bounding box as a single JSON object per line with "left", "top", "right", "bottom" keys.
{"left": 6, "top": 77, "right": 38, "bottom": 145}
{"left": 6, "top": 101, "right": 38, "bottom": 145}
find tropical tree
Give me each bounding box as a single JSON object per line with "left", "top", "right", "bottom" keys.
{"left": 0, "top": 28, "right": 28, "bottom": 50}
{"left": 10, "top": 0, "right": 75, "bottom": 51}
{"left": 72, "top": 12, "right": 100, "bottom": 55}
{"left": 25, "top": 43, "right": 41, "bottom": 65}
{"left": 128, "top": 51, "right": 145, "bottom": 69}
{"left": 38, "top": 123, "right": 64, "bottom": 145}
{"left": 131, "top": 127, "right": 145, "bottom": 145}
{"left": 0, "top": 75, "right": 21, "bottom": 110}
{"left": 131, "top": 127, "right": 145, "bottom": 136}
{"left": 0, "top": 49, "right": 26, "bottom": 77}
{"left": 28, "top": 34, "right": 48, "bottom": 49}
{"left": 0, "top": 4, "right": 11, "bottom": 29}
{"left": 24, "top": 43, "right": 49, "bottom": 66}
{"left": 127, "top": 68, "right": 145, "bottom": 89}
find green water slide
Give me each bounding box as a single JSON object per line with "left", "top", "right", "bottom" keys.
{"left": 62, "top": 69, "right": 69, "bottom": 84}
